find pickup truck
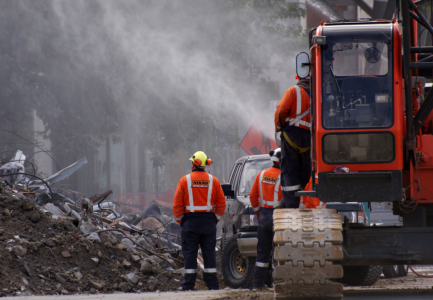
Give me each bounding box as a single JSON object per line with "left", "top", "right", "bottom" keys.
{"left": 219, "top": 154, "right": 386, "bottom": 288}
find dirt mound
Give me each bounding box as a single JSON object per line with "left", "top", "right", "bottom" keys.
{"left": 0, "top": 180, "right": 183, "bottom": 296}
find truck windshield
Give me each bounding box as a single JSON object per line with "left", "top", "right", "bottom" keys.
{"left": 238, "top": 159, "right": 272, "bottom": 196}
{"left": 321, "top": 24, "right": 393, "bottom": 129}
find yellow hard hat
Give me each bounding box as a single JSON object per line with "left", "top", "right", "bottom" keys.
{"left": 189, "top": 151, "right": 212, "bottom": 167}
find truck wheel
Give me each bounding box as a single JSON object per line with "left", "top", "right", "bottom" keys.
{"left": 398, "top": 265, "right": 409, "bottom": 277}
{"left": 273, "top": 209, "right": 344, "bottom": 299}
{"left": 382, "top": 265, "right": 399, "bottom": 278}
{"left": 340, "top": 265, "right": 382, "bottom": 286}
{"left": 221, "top": 234, "right": 255, "bottom": 288}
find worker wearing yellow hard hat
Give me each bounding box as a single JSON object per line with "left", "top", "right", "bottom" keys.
{"left": 173, "top": 151, "right": 226, "bottom": 291}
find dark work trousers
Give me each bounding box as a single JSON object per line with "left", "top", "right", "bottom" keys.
{"left": 181, "top": 212, "right": 219, "bottom": 290}
{"left": 252, "top": 207, "right": 274, "bottom": 288}
{"left": 281, "top": 126, "right": 311, "bottom": 208}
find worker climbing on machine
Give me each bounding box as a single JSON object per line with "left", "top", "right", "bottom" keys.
{"left": 274, "top": 75, "right": 311, "bottom": 208}
{"left": 172, "top": 151, "right": 226, "bottom": 291}
{"left": 249, "top": 148, "right": 283, "bottom": 289}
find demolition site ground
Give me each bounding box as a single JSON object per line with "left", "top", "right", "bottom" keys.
{"left": 0, "top": 156, "right": 432, "bottom": 299}
{"left": 0, "top": 179, "right": 187, "bottom": 296}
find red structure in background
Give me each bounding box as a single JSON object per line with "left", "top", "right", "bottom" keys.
{"left": 240, "top": 116, "right": 278, "bottom": 155}
{"left": 118, "top": 187, "right": 176, "bottom": 214}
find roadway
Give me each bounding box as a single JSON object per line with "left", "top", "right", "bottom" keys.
{"left": 5, "top": 266, "right": 433, "bottom": 300}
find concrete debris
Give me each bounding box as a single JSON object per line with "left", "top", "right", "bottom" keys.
{"left": 147, "top": 278, "right": 158, "bottom": 291}
{"left": 125, "top": 272, "right": 139, "bottom": 285}
{"left": 122, "top": 259, "right": 132, "bottom": 268}
{"left": 42, "top": 203, "right": 66, "bottom": 219}
{"left": 22, "top": 277, "right": 29, "bottom": 286}
{"left": 89, "top": 279, "right": 103, "bottom": 289}
{"left": 0, "top": 151, "right": 187, "bottom": 296}
{"left": 0, "top": 161, "right": 25, "bottom": 184}
{"left": 74, "top": 271, "right": 83, "bottom": 281}
{"left": 131, "top": 254, "right": 141, "bottom": 263}
{"left": 116, "top": 243, "right": 127, "bottom": 250}
{"left": 11, "top": 245, "right": 27, "bottom": 256}
{"left": 87, "top": 232, "right": 101, "bottom": 242}
{"left": 91, "top": 257, "right": 100, "bottom": 264}
{"left": 140, "top": 260, "right": 154, "bottom": 274}
{"left": 121, "top": 238, "right": 136, "bottom": 252}
{"left": 55, "top": 273, "right": 67, "bottom": 284}
{"left": 118, "top": 282, "right": 130, "bottom": 292}
{"left": 79, "top": 222, "right": 97, "bottom": 235}
{"left": 61, "top": 250, "right": 71, "bottom": 258}
{"left": 136, "top": 216, "right": 164, "bottom": 233}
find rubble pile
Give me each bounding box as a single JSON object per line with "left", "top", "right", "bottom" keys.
{"left": 0, "top": 153, "right": 188, "bottom": 296}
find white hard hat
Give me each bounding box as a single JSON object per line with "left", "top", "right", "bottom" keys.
{"left": 269, "top": 148, "right": 281, "bottom": 162}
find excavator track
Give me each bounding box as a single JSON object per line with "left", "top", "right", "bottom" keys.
{"left": 273, "top": 208, "right": 344, "bottom": 299}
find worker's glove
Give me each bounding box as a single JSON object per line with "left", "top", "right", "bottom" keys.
{"left": 275, "top": 201, "right": 285, "bottom": 209}
{"left": 253, "top": 210, "right": 259, "bottom": 217}
{"left": 176, "top": 220, "right": 182, "bottom": 225}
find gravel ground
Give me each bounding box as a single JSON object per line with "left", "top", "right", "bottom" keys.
{"left": 1, "top": 266, "right": 432, "bottom": 300}
{"left": 347, "top": 265, "right": 433, "bottom": 291}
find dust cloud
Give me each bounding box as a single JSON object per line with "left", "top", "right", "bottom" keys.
{"left": 0, "top": 1, "right": 307, "bottom": 190}
{"left": 14, "top": 0, "right": 304, "bottom": 126}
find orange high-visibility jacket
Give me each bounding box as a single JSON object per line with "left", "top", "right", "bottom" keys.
{"left": 301, "top": 176, "right": 325, "bottom": 208}
{"left": 274, "top": 85, "right": 311, "bottom": 131}
{"left": 250, "top": 167, "right": 283, "bottom": 215}
{"left": 173, "top": 171, "right": 226, "bottom": 224}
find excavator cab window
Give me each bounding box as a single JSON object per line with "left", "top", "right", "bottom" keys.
{"left": 320, "top": 24, "right": 395, "bottom": 164}
{"left": 321, "top": 24, "right": 393, "bottom": 130}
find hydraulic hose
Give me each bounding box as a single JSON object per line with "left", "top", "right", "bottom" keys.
{"left": 408, "top": 265, "right": 433, "bottom": 278}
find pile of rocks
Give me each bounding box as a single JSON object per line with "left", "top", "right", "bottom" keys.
{"left": 0, "top": 179, "right": 185, "bottom": 296}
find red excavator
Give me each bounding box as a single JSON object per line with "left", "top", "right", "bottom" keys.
{"left": 273, "top": 0, "right": 433, "bottom": 299}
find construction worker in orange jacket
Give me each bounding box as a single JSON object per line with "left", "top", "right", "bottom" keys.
{"left": 173, "top": 151, "right": 226, "bottom": 291}
{"left": 249, "top": 148, "right": 282, "bottom": 289}
{"left": 274, "top": 76, "right": 311, "bottom": 208}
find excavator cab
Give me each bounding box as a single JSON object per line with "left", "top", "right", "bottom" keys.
{"left": 321, "top": 25, "right": 392, "bottom": 129}
{"left": 298, "top": 22, "right": 404, "bottom": 203}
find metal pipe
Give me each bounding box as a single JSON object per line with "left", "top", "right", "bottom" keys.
{"left": 413, "top": 87, "right": 433, "bottom": 133}
{"left": 409, "top": 1, "right": 433, "bottom": 37}
{"left": 402, "top": 0, "right": 414, "bottom": 152}
{"left": 417, "top": 55, "right": 433, "bottom": 62}
{"left": 409, "top": 62, "right": 433, "bottom": 68}
{"left": 409, "top": 11, "right": 427, "bottom": 27}
{"left": 411, "top": 46, "right": 433, "bottom": 53}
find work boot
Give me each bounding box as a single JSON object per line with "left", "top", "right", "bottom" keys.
{"left": 252, "top": 266, "right": 268, "bottom": 289}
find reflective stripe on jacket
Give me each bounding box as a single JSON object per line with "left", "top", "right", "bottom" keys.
{"left": 274, "top": 85, "right": 311, "bottom": 131}
{"left": 250, "top": 167, "right": 283, "bottom": 213}
{"left": 173, "top": 171, "right": 226, "bottom": 223}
